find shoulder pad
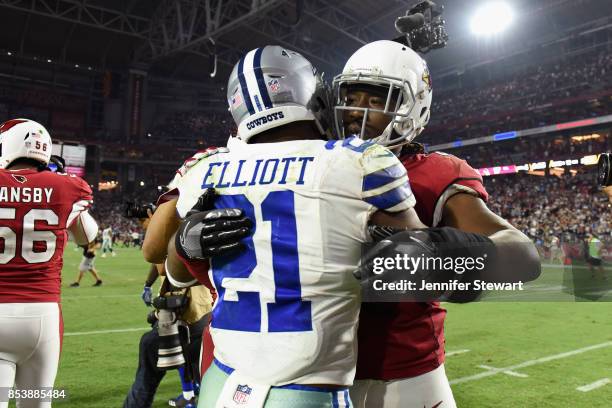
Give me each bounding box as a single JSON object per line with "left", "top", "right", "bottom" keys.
{"left": 176, "top": 147, "right": 229, "bottom": 177}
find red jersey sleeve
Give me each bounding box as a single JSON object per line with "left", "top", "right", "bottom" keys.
{"left": 65, "top": 175, "right": 93, "bottom": 228}
{"left": 401, "top": 152, "right": 488, "bottom": 227}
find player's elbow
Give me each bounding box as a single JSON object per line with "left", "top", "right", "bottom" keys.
{"left": 492, "top": 230, "right": 542, "bottom": 282}
{"left": 142, "top": 238, "right": 166, "bottom": 264}
{"left": 70, "top": 212, "right": 99, "bottom": 246}
{"left": 516, "top": 241, "right": 542, "bottom": 282}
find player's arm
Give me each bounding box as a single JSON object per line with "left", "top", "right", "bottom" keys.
{"left": 166, "top": 207, "right": 251, "bottom": 289}
{"left": 142, "top": 198, "right": 181, "bottom": 264}
{"left": 165, "top": 232, "right": 201, "bottom": 288}
{"left": 604, "top": 186, "right": 612, "bottom": 203}
{"left": 370, "top": 207, "right": 426, "bottom": 229}
{"left": 144, "top": 147, "right": 229, "bottom": 264}
{"left": 442, "top": 192, "right": 541, "bottom": 282}
{"left": 68, "top": 211, "right": 99, "bottom": 245}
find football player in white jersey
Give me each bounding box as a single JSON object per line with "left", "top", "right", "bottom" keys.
{"left": 549, "top": 236, "right": 564, "bottom": 264}
{"left": 153, "top": 45, "right": 426, "bottom": 408}
{"left": 101, "top": 225, "right": 115, "bottom": 257}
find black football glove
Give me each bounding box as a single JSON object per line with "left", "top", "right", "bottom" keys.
{"left": 356, "top": 225, "right": 496, "bottom": 302}
{"left": 175, "top": 208, "right": 252, "bottom": 261}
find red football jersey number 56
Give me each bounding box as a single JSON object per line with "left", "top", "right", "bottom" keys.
{"left": 0, "top": 208, "right": 59, "bottom": 264}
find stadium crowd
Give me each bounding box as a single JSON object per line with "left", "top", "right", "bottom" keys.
{"left": 424, "top": 49, "right": 612, "bottom": 144}
{"left": 484, "top": 171, "right": 610, "bottom": 248}
{"left": 448, "top": 131, "right": 611, "bottom": 169}
{"left": 149, "top": 110, "right": 235, "bottom": 146}
{"left": 89, "top": 192, "right": 148, "bottom": 246}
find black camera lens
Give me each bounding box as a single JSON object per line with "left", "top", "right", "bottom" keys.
{"left": 597, "top": 153, "right": 611, "bottom": 187}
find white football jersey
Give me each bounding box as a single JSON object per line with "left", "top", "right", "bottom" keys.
{"left": 102, "top": 227, "right": 112, "bottom": 240}
{"left": 175, "top": 136, "right": 415, "bottom": 386}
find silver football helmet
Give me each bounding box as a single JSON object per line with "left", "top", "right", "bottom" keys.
{"left": 227, "top": 45, "right": 332, "bottom": 143}
{"left": 333, "top": 40, "right": 433, "bottom": 148}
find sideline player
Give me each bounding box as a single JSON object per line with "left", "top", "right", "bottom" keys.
{"left": 332, "top": 40, "right": 541, "bottom": 407}
{"left": 69, "top": 241, "right": 103, "bottom": 287}
{"left": 101, "top": 225, "right": 115, "bottom": 257}
{"left": 586, "top": 232, "right": 605, "bottom": 279}
{"left": 150, "top": 46, "right": 426, "bottom": 407}
{"left": 0, "top": 119, "right": 98, "bottom": 408}
{"left": 549, "top": 236, "right": 564, "bottom": 264}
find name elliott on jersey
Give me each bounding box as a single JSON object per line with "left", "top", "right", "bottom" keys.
{"left": 201, "top": 156, "right": 315, "bottom": 189}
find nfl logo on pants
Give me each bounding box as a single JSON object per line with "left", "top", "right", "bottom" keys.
{"left": 233, "top": 384, "right": 252, "bottom": 404}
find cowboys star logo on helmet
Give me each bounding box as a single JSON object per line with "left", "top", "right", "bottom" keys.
{"left": 226, "top": 45, "right": 332, "bottom": 142}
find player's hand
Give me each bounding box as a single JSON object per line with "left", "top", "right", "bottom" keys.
{"left": 175, "top": 209, "right": 252, "bottom": 261}
{"left": 355, "top": 226, "right": 496, "bottom": 302}
{"left": 141, "top": 286, "right": 153, "bottom": 306}
{"left": 187, "top": 189, "right": 217, "bottom": 215}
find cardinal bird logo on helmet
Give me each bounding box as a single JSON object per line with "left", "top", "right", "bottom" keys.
{"left": 422, "top": 67, "right": 432, "bottom": 91}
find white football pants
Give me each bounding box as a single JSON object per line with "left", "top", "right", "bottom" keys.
{"left": 351, "top": 364, "right": 457, "bottom": 408}
{"left": 0, "top": 303, "right": 62, "bottom": 408}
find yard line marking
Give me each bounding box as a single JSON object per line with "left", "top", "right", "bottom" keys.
{"left": 576, "top": 378, "right": 610, "bottom": 392}
{"left": 478, "top": 365, "right": 528, "bottom": 378}
{"left": 446, "top": 349, "right": 470, "bottom": 357}
{"left": 541, "top": 263, "right": 612, "bottom": 270}
{"left": 62, "top": 294, "right": 137, "bottom": 299}
{"left": 450, "top": 341, "right": 612, "bottom": 385}
{"left": 64, "top": 327, "right": 149, "bottom": 336}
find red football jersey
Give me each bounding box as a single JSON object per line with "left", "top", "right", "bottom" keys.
{"left": 356, "top": 151, "right": 488, "bottom": 380}
{"left": 0, "top": 169, "right": 93, "bottom": 303}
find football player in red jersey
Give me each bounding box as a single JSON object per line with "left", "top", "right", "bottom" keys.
{"left": 0, "top": 119, "right": 98, "bottom": 408}
{"left": 333, "top": 40, "right": 540, "bottom": 408}
{"left": 146, "top": 42, "right": 539, "bottom": 407}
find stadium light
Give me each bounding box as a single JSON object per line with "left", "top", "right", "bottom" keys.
{"left": 470, "top": 2, "right": 514, "bottom": 36}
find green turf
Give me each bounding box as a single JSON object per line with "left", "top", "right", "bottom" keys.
{"left": 13, "top": 248, "right": 611, "bottom": 407}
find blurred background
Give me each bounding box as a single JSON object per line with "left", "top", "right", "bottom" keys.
{"left": 0, "top": 0, "right": 609, "bottom": 249}
{"left": 0, "top": 1, "right": 610, "bottom": 405}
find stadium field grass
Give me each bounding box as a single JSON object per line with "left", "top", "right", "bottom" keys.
{"left": 24, "top": 247, "right": 612, "bottom": 407}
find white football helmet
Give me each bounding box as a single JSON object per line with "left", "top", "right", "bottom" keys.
{"left": 227, "top": 45, "right": 332, "bottom": 143}
{"left": 0, "top": 119, "right": 53, "bottom": 168}
{"left": 333, "top": 40, "right": 433, "bottom": 147}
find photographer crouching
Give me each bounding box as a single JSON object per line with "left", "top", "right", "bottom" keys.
{"left": 123, "top": 201, "right": 214, "bottom": 408}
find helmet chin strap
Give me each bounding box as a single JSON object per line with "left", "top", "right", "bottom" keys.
{"left": 377, "top": 116, "right": 418, "bottom": 148}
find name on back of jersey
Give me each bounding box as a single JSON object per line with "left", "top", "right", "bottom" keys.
{"left": 0, "top": 187, "right": 53, "bottom": 203}
{"left": 200, "top": 155, "right": 315, "bottom": 189}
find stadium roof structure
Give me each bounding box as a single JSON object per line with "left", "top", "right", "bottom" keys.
{"left": 0, "top": 0, "right": 611, "bottom": 86}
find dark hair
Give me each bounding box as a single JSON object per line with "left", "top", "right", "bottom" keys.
{"left": 400, "top": 142, "right": 426, "bottom": 156}
{"left": 7, "top": 158, "right": 47, "bottom": 171}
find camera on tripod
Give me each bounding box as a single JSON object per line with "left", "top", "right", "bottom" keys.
{"left": 394, "top": 0, "right": 449, "bottom": 54}
{"left": 598, "top": 153, "right": 611, "bottom": 187}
